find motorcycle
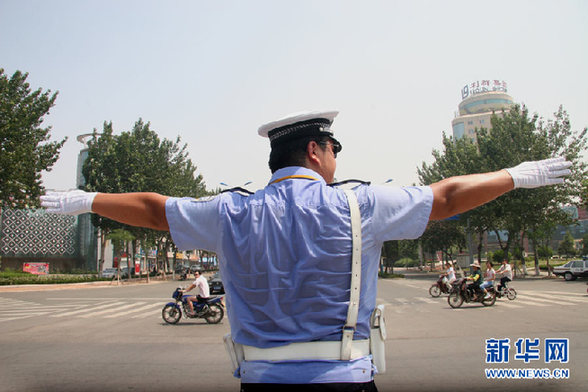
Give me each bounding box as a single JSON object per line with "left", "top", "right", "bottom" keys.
{"left": 447, "top": 278, "right": 496, "bottom": 308}
{"left": 162, "top": 287, "right": 225, "bottom": 324}
{"left": 429, "top": 275, "right": 454, "bottom": 297}
{"left": 177, "top": 268, "right": 189, "bottom": 281}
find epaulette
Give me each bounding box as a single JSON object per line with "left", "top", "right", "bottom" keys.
{"left": 219, "top": 187, "right": 254, "bottom": 196}
{"left": 328, "top": 179, "right": 371, "bottom": 187}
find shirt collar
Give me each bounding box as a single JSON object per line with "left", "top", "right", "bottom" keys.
{"left": 268, "top": 166, "right": 326, "bottom": 186}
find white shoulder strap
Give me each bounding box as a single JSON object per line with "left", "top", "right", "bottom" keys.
{"left": 341, "top": 189, "right": 362, "bottom": 360}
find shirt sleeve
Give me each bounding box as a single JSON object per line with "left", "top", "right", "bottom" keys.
{"left": 368, "top": 185, "right": 434, "bottom": 243}
{"left": 165, "top": 196, "right": 222, "bottom": 251}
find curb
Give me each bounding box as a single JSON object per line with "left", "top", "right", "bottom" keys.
{"left": 0, "top": 279, "right": 167, "bottom": 293}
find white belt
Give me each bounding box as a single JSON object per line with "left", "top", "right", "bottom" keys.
{"left": 242, "top": 339, "right": 371, "bottom": 361}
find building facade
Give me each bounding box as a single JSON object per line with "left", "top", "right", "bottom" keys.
{"left": 452, "top": 80, "right": 514, "bottom": 141}
{"left": 0, "top": 135, "right": 99, "bottom": 273}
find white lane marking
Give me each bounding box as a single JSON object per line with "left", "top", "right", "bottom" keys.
{"left": 394, "top": 298, "right": 410, "bottom": 305}
{"left": 50, "top": 301, "right": 126, "bottom": 317}
{"left": 78, "top": 303, "right": 144, "bottom": 318}
{"left": 529, "top": 293, "right": 587, "bottom": 303}
{"left": 104, "top": 303, "right": 161, "bottom": 318}
{"left": 0, "top": 315, "right": 38, "bottom": 322}
{"left": 508, "top": 299, "right": 549, "bottom": 307}
{"left": 414, "top": 296, "right": 439, "bottom": 304}
{"left": 517, "top": 295, "right": 575, "bottom": 306}
{"left": 494, "top": 301, "right": 524, "bottom": 309}
{"left": 132, "top": 309, "right": 163, "bottom": 319}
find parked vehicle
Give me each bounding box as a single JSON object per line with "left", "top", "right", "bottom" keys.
{"left": 429, "top": 275, "right": 453, "bottom": 297}
{"left": 447, "top": 278, "right": 496, "bottom": 308}
{"left": 101, "top": 268, "right": 117, "bottom": 278}
{"left": 175, "top": 264, "right": 190, "bottom": 274}
{"left": 120, "top": 267, "right": 135, "bottom": 279}
{"left": 553, "top": 259, "right": 588, "bottom": 281}
{"left": 178, "top": 268, "right": 189, "bottom": 281}
{"left": 162, "top": 287, "right": 225, "bottom": 325}
{"left": 208, "top": 272, "right": 225, "bottom": 294}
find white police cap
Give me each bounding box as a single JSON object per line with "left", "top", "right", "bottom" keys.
{"left": 258, "top": 110, "right": 339, "bottom": 146}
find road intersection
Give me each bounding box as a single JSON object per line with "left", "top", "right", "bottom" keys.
{"left": 0, "top": 277, "right": 586, "bottom": 391}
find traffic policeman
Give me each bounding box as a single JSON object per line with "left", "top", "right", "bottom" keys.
{"left": 41, "top": 110, "right": 572, "bottom": 391}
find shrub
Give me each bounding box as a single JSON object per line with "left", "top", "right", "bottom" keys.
{"left": 489, "top": 250, "right": 511, "bottom": 262}
{"left": 394, "top": 258, "right": 417, "bottom": 268}
{"left": 0, "top": 271, "right": 109, "bottom": 285}
{"left": 378, "top": 272, "right": 405, "bottom": 279}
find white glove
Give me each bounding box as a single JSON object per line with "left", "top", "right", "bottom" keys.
{"left": 40, "top": 190, "right": 98, "bottom": 215}
{"left": 505, "top": 156, "right": 572, "bottom": 189}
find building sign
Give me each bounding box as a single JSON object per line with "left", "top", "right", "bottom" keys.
{"left": 462, "top": 80, "right": 507, "bottom": 100}
{"left": 23, "top": 262, "right": 49, "bottom": 275}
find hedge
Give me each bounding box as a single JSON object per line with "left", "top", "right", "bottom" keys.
{"left": 0, "top": 269, "right": 110, "bottom": 285}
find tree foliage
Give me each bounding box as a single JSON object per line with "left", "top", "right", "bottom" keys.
{"left": 581, "top": 233, "right": 588, "bottom": 256}
{"left": 82, "top": 119, "right": 209, "bottom": 272}
{"left": 0, "top": 69, "right": 66, "bottom": 208}
{"left": 417, "top": 104, "right": 588, "bottom": 266}
{"left": 557, "top": 231, "right": 576, "bottom": 257}
{"left": 420, "top": 220, "right": 465, "bottom": 263}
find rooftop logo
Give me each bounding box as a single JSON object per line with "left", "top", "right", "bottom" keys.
{"left": 462, "top": 80, "right": 507, "bottom": 100}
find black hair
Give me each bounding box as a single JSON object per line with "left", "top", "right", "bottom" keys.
{"left": 268, "top": 136, "right": 329, "bottom": 173}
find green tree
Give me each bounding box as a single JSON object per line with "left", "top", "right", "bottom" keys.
{"left": 82, "top": 119, "right": 208, "bottom": 274}
{"left": 82, "top": 122, "right": 124, "bottom": 273}
{"left": 419, "top": 105, "right": 587, "bottom": 276}
{"left": 0, "top": 69, "right": 66, "bottom": 208}
{"left": 107, "top": 229, "right": 135, "bottom": 282}
{"left": 527, "top": 220, "right": 559, "bottom": 275}
{"left": 418, "top": 133, "right": 489, "bottom": 263}
{"left": 536, "top": 245, "right": 553, "bottom": 259}
{"left": 582, "top": 178, "right": 588, "bottom": 209}
{"left": 581, "top": 233, "right": 588, "bottom": 256}
{"left": 558, "top": 231, "right": 576, "bottom": 257}
{"left": 380, "top": 241, "right": 398, "bottom": 274}
{"left": 398, "top": 240, "right": 419, "bottom": 261}
{"left": 420, "top": 220, "right": 465, "bottom": 266}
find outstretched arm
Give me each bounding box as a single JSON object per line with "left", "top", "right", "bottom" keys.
{"left": 428, "top": 157, "right": 572, "bottom": 221}
{"left": 41, "top": 191, "right": 169, "bottom": 231}
{"left": 429, "top": 170, "right": 513, "bottom": 220}
{"left": 93, "top": 193, "right": 169, "bottom": 231}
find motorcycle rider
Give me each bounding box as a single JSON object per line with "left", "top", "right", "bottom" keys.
{"left": 181, "top": 268, "right": 210, "bottom": 316}
{"left": 479, "top": 261, "right": 495, "bottom": 299}
{"left": 442, "top": 261, "right": 456, "bottom": 291}
{"left": 496, "top": 259, "right": 513, "bottom": 293}
{"left": 466, "top": 261, "right": 485, "bottom": 300}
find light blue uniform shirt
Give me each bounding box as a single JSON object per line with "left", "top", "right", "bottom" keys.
{"left": 166, "top": 166, "right": 433, "bottom": 384}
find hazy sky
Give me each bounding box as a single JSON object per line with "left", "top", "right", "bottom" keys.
{"left": 2, "top": 0, "right": 587, "bottom": 192}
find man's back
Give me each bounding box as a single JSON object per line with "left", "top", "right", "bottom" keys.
{"left": 167, "top": 166, "right": 433, "bottom": 347}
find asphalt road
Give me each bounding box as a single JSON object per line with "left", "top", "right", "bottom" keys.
{"left": 0, "top": 276, "right": 586, "bottom": 392}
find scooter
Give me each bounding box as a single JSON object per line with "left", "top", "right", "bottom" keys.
{"left": 178, "top": 268, "right": 189, "bottom": 281}
{"left": 162, "top": 287, "right": 225, "bottom": 324}
{"left": 429, "top": 275, "right": 453, "bottom": 297}
{"left": 448, "top": 278, "right": 496, "bottom": 308}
